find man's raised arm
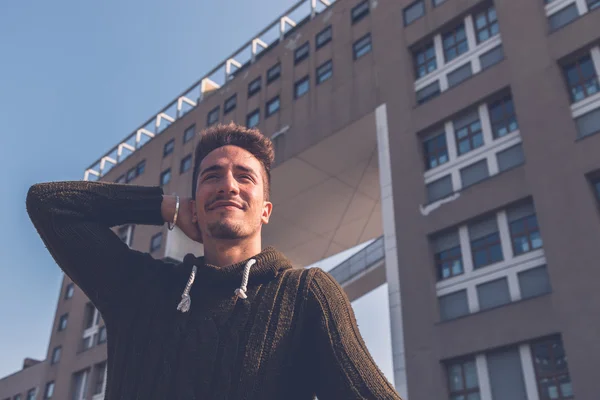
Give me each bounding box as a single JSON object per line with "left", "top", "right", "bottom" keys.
{"left": 26, "top": 181, "right": 168, "bottom": 318}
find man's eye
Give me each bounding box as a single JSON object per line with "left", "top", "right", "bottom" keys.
{"left": 239, "top": 175, "right": 253, "bottom": 181}
{"left": 204, "top": 174, "right": 218, "bottom": 181}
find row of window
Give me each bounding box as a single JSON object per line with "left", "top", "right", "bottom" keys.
{"left": 2, "top": 388, "right": 36, "bottom": 400}
{"left": 447, "top": 335, "right": 572, "bottom": 400}
{"left": 413, "top": 3, "right": 504, "bottom": 104}
{"left": 547, "top": 0, "right": 600, "bottom": 32}
{"left": 40, "top": 360, "right": 106, "bottom": 400}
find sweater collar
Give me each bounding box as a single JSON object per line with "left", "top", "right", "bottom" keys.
{"left": 181, "top": 246, "right": 293, "bottom": 287}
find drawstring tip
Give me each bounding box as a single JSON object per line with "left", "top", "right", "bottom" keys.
{"left": 234, "top": 288, "right": 247, "bottom": 299}
{"left": 177, "top": 294, "right": 191, "bottom": 313}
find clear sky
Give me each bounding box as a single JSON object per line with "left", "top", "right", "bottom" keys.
{"left": 0, "top": 0, "right": 393, "bottom": 384}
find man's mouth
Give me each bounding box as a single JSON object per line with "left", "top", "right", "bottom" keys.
{"left": 208, "top": 200, "right": 244, "bottom": 210}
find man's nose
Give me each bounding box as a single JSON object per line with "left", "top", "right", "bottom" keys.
{"left": 217, "top": 172, "right": 239, "bottom": 194}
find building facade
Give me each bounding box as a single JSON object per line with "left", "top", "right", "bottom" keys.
{"left": 4, "top": 0, "right": 600, "bottom": 399}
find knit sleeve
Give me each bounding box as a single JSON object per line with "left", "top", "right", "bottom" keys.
{"left": 26, "top": 181, "right": 166, "bottom": 318}
{"left": 306, "top": 268, "right": 402, "bottom": 400}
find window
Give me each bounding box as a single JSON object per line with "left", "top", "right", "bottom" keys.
{"left": 589, "top": 0, "right": 600, "bottom": 10}
{"left": 433, "top": 230, "right": 463, "bottom": 280}
{"left": 163, "top": 139, "right": 175, "bottom": 157}
{"left": 97, "top": 326, "right": 107, "bottom": 344}
{"left": 447, "top": 359, "right": 479, "bottom": 399}
{"left": 160, "top": 169, "right": 171, "bottom": 187}
{"left": 474, "top": 5, "right": 499, "bottom": 43}
{"left": 266, "top": 96, "right": 280, "bottom": 117}
{"left": 404, "top": 0, "right": 425, "bottom": 25}
{"left": 26, "top": 389, "right": 36, "bottom": 400}
{"left": 180, "top": 154, "right": 192, "bottom": 174}
{"left": 183, "top": 124, "right": 195, "bottom": 143}
{"left": 64, "top": 282, "right": 74, "bottom": 299}
{"left": 460, "top": 159, "right": 489, "bottom": 188}
{"left": 248, "top": 77, "right": 262, "bottom": 97}
{"left": 58, "top": 313, "right": 68, "bottom": 331}
{"left": 426, "top": 175, "right": 453, "bottom": 202}
{"left": 351, "top": 0, "right": 370, "bottom": 24}
{"left": 497, "top": 143, "right": 525, "bottom": 172}
{"left": 84, "top": 302, "right": 95, "bottom": 329}
{"left": 454, "top": 111, "right": 484, "bottom": 155}
{"left": 414, "top": 42, "right": 437, "bottom": 79}
{"left": 150, "top": 232, "right": 162, "bottom": 253}
{"left": 267, "top": 63, "right": 281, "bottom": 84}
{"left": 295, "top": 42, "right": 310, "bottom": 65}
{"left": 115, "top": 174, "right": 126, "bottom": 183}
{"left": 489, "top": 96, "right": 518, "bottom": 138}
{"left": 531, "top": 336, "right": 573, "bottom": 400}
{"left": 295, "top": 76, "right": 310, "bottom": 98}
{"left": 423, "top": 131, "right": 448, "bottom": 170}
{"left": 353, "top": 34, "right": 372, "bottom": 59}
{"left": 479, "top": 44, "right": 504, "bottom": 70}
{"left": 443, "top": 23, "right": 468, "bottom": 62}
{"left": 125, "top": 160, "right": 146, "bottom": 183}
{"left": 224, "top": 95, "right": 237, "bottom": 114}
{"left": 51, "top": 346, "right": 61, "bottom": 364}
{"left": 469, "top": 216, "right": 503, "bottom": 269}
{"left": 93, "top": 362, "right": 107, "bottom": 395}
{"left": 433, "top": 0, "right": 447, "bottom": 5}
{"left": 316, "top": 26, "right": 332, "bottom": 49}
{"left": 316, "top": 60, "right": 333, "bottom": 84}
{"left": 507, "top": 202, "right": 543, "bottom": 256}
{"left": 43, "top": 381, "right": 54, "bottom": 399}
{"left": 563, "top": 54, "right": 600, "bottom": 103}
{"left": 518, "top": 266, "right": 552, "bottom": 299}
{"left": 487, "top": 347, "right": 529, "bottom": 399}
{"left": 447, "top": 63, "right": 473, "bottom": 88}
{"left": 575, "top": 106, "right": 600, "bottom": 138}
{"left": 246, "top": 109, "right": 260, "bottom": 128}
{"left": 416, "top": 81, "right": 441, "bottom": 104}
{"left": 477, "top": 277, "right": 511, "bottom": 310}
{"left": 207, "top": 106, "right": 219, "bottom": 126}
{"left": 439, "top": 290, "right": 469, "bottom": 320}
{"left": 81, "top": 335, "right": 93, "bottom": 351}
{"left": 549, "top": 4, "right": 579, "bottom": 31}
{"left": 72, "top": 369, "right": 89, "bottom": 400}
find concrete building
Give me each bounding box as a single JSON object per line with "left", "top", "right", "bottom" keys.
{"left": 0, "top": 359, "right": 46, "bottom": 400}
{"left": 4, "top": 0, "right": 600, "bottom": 398}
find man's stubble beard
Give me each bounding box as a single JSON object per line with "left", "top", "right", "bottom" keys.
{"left": 206, "top": 217, "right": 260, "bottom": 240}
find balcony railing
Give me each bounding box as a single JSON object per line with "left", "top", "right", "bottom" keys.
{"left": 328, "top": 236, "right": 385, "bottom": 286}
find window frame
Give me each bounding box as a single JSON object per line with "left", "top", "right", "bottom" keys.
{"left": 474, "top": 5, "right": 499, "bottom": 44}
{"left": 414, "top": 41, "right": 437, "bottom": 79}
{"left": 163, "top": 138, "right": 175, "bottom": 158}
{"left": 442, "top": 23, "right": 469, "bottom": 63}
{"left": 50, "top": 346, "right": 61, "bottom": 365}
{"left": 489, "top": 95, "right": 518, "bottom": 139}
{"left": 180, "top": 154, "right": 193, "bottom": 174}
{"left": 247, "top": 77, "right": 262, "bottom": 98}
{"left": 353, "top": 33, "right": 372, "bottom": 60}
{"left": 150, "top": 232, "right": 163, "bottom": 253}
{"left": 423, "top": 132, "right": 449, "bottom": 170}
{"left": 316, "top": 25, "right": 333, "bottom": 49}
{"left": 455, "top": 116, "right": 484, "bottom": 156}
{"left": 509, "top": 214, "right": 542, "bottom": 256}
{"left": 563, "top": 54, "right": 600, "bottom": 103}
{"left": 316, "top": 60, "right": 333, "bottom": 85}
{"left": 246, "top": 109, "right": 260, "bottom": 128}
{"left": 64, "top": 282, "right": 74, "bottom": 299}
{"left": 266, "top": 96, "right": 280, "bottom": 117}
{"left": 446, "top": 358, "right": 481, "bottom": 400}
{"left": 58, "top": 313, "right": 68, "bottom": 331}
{"left": 43, "top": 381, "right": 55, "bottom": 400}
{"left": 294, "top": 41, "right": 310, "bottom": 65}
{"left": 224, "top": 94, "right": 237, "bottom": 114}
{"left": 403, "top": 0, "right": 425, "bottom": 26}
{"left": 267, "top": 63, "right": 281, "bottom": 84}
{"left": 160, "top": 169, "right": 171, "bottom": 187}
{"left": 435, "top": 245, "right": 464, "bottom": 281}
{"left": 206, "top": 106, "right": 220, "bottom": 126}
{"left": 183, "top": 124, "right": 196, "bottom": 143}
{"left": 471, "top": 232, "right": 503, "bottom": 269}
{"left": 294, "top": 75, "right": 310, "bottom": 99}
{"left": 531, "top": 336, "right": 573, "bottom": 400}
{"left": 351, "top": 0, "right": 370, "bottom": 24}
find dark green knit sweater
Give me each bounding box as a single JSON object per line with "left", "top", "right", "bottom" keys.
{"left": 26, "top": 181, "right": 401, "bottom": 400}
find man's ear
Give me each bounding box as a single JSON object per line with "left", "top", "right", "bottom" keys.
{"left": 261, "top": 201, "right": 273, "bottom": 225}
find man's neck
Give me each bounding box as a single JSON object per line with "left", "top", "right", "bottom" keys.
{"left": 202, "top": 238, "right": 262, "bottom": 267}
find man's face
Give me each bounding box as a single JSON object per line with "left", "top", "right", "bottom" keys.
{"left": 194, "top": 145, "right": 272, "bottom": 241}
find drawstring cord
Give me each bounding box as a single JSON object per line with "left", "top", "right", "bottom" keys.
{"left": 234, "top": 259, "right": 256, "bottom": 300}
{"left": 177, "top": 258, "right": 256, "bottom": 312}
{"left": 177, "top": 265, "right": 197, "bottom": 313}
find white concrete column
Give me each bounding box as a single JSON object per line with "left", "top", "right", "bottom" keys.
{"left": 496, "top": 211, "right": 514, "bottom": 261}
{"left": 590, "top": 46, "right": 600, "bottom": 80}
{"left": 467, "top": 285, "right": 480, "bottom": 313}
{"left": 478, "top": 104, "right": 494, "bottom": 148}
{"left": 445, "top": 121, "right": 458, "bottom": 160}
{"left": 506, "top": 272, "right": 521, "bottom": 302}
{"left": 458, "top": 226, "right": 478, "bottom": 312}
{"left": 375, "top": 104, "right": 408, "bottom": 399}
{"left": 464, "top": 15, "right": 477, "bottom": 54}
{"left": 575, "top": 0, "right": 588, "bottom": 14}
{"left": 451, "top": 170, "right": 461, "bottom": 192}
{"left": 475, "top": 355, "right": 493, "bottom": 400}
{"left": 433, "top": 34, "right": 445, "bottom": 68}
{"left": 519, "top": 344, "right": 541, "bottom": 400}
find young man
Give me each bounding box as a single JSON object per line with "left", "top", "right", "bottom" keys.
{"left": 26, "top": 123, "right": 402, "bottom": 399}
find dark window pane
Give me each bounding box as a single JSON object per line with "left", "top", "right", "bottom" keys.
{"left": 549, "top": 4, "right": 579, "bottom": 31}
{"left": 497, "top": 143, "right": 525, "bottom": 172}
{"left": 589, "top": 0, "right": 600, "bottom": 10}
{"left": 295, "top": 76, "right": 310, "bottom": 98}
{"left": 294, "top": 42, "right": 310, "bottom": 64}
{"left": 489, "top": 95, "right": 518, "bottom": 138}
{"left": 447, "top": 63, "right": 473, "bottom": 87}
{"left": 427, "top": 175, "right": 453, "bottom": 202}
{"left": 267, "top": 63, "right": 281, "bottom": 83}
{"left": 480, "top": 45, "right": 504, "bottom": 70}
{"left": 460, "top": 159, "right": 489, "bottom": 188}
{"left": 351, "top": 0, "right": 370, "bottom": 23}
{"left": 183, "top": 125, "right": 195, "bottom": 142}
{"left": 477, "top": 278, "right": 511, "bottom": 310}
{"left": 414, "top": 42, "right": 437, "bottom": 78}
{"left": 266, "top": 96, "right": 280, "bottom": 117}
{"left": 404, "top": 0, "right": 425, "bottom": 25}
{"left": 353, "top": 34, "right": 372, "bottom": 59}
{"left": 487, "top": 347, "right": 528, "bottom": 400}
{"left": 563, "top": 54, "right": 600, "bottom": 103}
{"left": 575, "top": 106, "right": 600, "bottom": 138}
{"left": 224, "top": 95, "right": 237, "bottom": 113}
{"left": 317, "top": 60, "right": 333, "bottom": 84}
{"left": 475, "top": 6, "right": 499, "bottom": 44}
{"left": 423, "top": 132, "right": 449, "bottom": 169}
{"left": 207, "top": 106, "right": 220, "bottom": 126}
{"left": 316, "top": 26, "right": 332, "bottom": 49}
{"left": 439, "top": 290, "right": 469, "bottom": 320}
{"left": 443, "top": 24, "right": 468, "bottom": 62}
{"left": 246, "top": 110, "right": 260, "bottom": 128}
{"left": 248, "top": 77, "right": 261, "bottom": 97}
{"left": 416, "top": 80, "right": 441, "bottom": 104}
{"left": 518, "top": 266, "right": 552, "bottom": 299}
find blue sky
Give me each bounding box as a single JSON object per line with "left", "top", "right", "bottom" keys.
{"left": 0, "top": 0, "right": 393, "bottom": 383}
